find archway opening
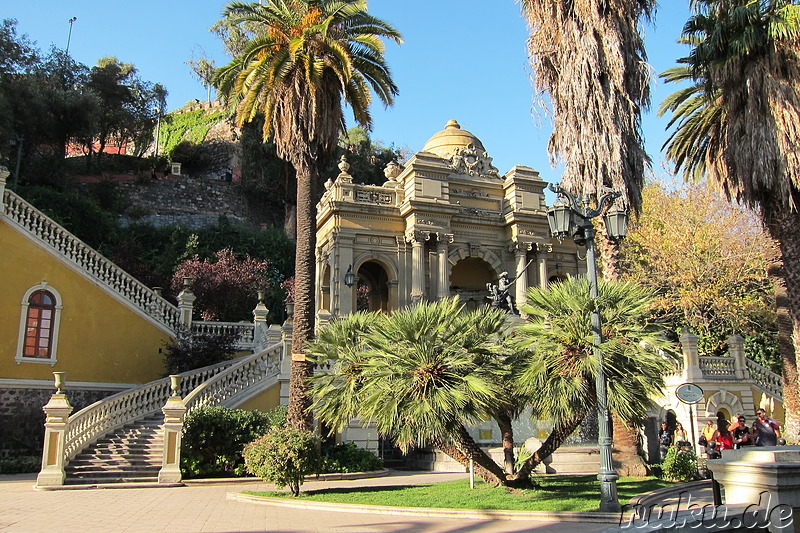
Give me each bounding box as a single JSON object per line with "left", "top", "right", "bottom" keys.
{"left": 356, "top": 261, "right": 390, "bottom": 312}
{"left": 450, "top": 257, "right": 494, "bottom": 310}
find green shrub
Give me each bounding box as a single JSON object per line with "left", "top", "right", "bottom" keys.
{"left": 265, "top": 404, "right": 288, "bottom": 429}
{"left": 322, "top": 443, "right": 383, "bottom": 473}
{"left": 0, "top": 455, "right": 40, "bottom": 474}
{"left": 660, "top": 445, "right": 698, "bottom": 482}
{"left": 243, "top": 427, "right": 321, "bottom": 496}
{"left": 180, "top": 406, "right": 272, "bottom": 478}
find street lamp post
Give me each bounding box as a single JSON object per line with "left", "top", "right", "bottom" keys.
{"left": 66, "top": 17, "right": 77, "bottom": 56}
{"left": 546, "top": 183, "right": 628, "bottom": 513}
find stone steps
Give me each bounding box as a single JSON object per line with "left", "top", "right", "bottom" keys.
{"left": 64, "top": 414, "right": 165, "bottom": 485}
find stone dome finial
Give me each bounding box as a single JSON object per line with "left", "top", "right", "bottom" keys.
{"left": 445, "top": 119, "right": 460, "bottom": 130}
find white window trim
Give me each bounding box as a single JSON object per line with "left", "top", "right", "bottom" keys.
{"left": 16, "top": 282, "right": 63, "bottom": 366}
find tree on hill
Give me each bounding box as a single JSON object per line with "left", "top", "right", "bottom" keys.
{"left": 213, "top": 0, "right": 401, "bottom": 430}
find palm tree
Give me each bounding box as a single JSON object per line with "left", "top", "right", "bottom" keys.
{"left": 659, "top": 0, "right": 800, "bottom": 442}
{"left": 307, "top": 298, "right": 513, "bottom": 486}
{"left": 213, "top": 0, "right": 401, "bottom": 430}
{"left": 513, "top": 278, "right": 678, "bottom": 480}
{"left": 519, "top": 0, "right": 655, "bottom": 473}
{"left": 519, "top": 0, "right": 653, "bottom": 279}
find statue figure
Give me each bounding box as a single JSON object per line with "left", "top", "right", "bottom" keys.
{"left": 487, "top": 260, "right": 533, "bottom": 314}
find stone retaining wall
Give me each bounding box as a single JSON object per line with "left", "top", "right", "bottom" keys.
{"left": 0, "top": 388, "right": 118, "bottom": 458}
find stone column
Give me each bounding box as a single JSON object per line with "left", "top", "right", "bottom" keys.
{"left": 0, "top": 166, "right": 8, "bottom": 216}
{"left": 729, "top": 334, "right": 748, "bottom": 380}
{"left": 176, "top": 277, "right": 196, "bottom": 327}
{"left": 252, "top": 291, "right": 269, "bottom": 352}
{"left": 159, "top": 375, "right": 186, "bottom": 484}
{"left": 513, "top": 241, "right": 531, "bottom": 308}
{"left": 336, "top": 236, "right": 355, "bottom": 315}
{"left": 36, "top": 372, "right": 73, "bottom": 487}
{"left": 436, "top": 233, "right": 453, "bottom": 300}
{"left": 680, "top": 330, "right": 703, "bottom": 382}
{"left": 408, "top": 230, "right": 429, "bottom": 304}
{"left": 536, "top": 246, "right": 549, "bottom": 288}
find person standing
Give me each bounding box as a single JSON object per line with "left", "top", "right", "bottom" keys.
{"left": 700, "top": 419, "right": 717, "bottom": 453}
{"left": 673, "top": 422, "right": 689, "bottom": 446}
{"left": 752, "top": 409, "right": 782, "bottom": 446}
{"left": 732, "top": 416, "right": 753, "bottom": 448}
{"left": 658, "top": 422, "right": 672, "bottom": 460}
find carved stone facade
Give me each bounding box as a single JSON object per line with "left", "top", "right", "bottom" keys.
{"left": 315, "top": 119, "right": 583, "bottom": 318}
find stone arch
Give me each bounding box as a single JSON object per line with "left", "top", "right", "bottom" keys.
{"left": 448, "top": 245, "right": 502, "bottom": 273}
{"left": 703, "top": 390, "right": 744, "bottom": 421}
{"left": 352, "top": 253, "right": 398, "bottom": 312}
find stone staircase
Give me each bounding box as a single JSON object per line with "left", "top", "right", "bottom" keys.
{"left": 64, "top": 414, "right": 165, "bottom": 485}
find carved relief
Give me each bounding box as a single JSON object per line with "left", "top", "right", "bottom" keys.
{"left": 448, "top": 143, "right": 500, "bottom": 178}
{"left": 458, "top": 206, "right": 500, "bottom": 218}
{"left": 406, "top": 230, "right": 431, "bottom": 244}
{"left": 451, "top": 187, "right": 490, "bottom": 198}
{"left": 354, "top": 189, "right": 393, "bottom": 205}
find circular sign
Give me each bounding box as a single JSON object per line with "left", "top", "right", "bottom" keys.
{"left": 676, "top": 383, "right": 704, "bottom": 404}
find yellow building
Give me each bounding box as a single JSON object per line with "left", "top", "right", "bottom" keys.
{"left": 0, "top": 167, "right": 176, "bottom": 457}
{"left": 315, "top": 119, "right": 582, "bottom": 322}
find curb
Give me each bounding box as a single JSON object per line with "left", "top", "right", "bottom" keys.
{"left": 184, "top": 469, "right": 390, "bottom": 485}
{"left": 227, "top": 492, "right": 624, "bottom": 523}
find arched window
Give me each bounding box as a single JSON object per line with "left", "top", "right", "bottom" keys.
{"left": 16, "top": 283, "right": 62, "bottom": 365}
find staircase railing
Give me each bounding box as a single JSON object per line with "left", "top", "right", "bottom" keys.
{"left": 184, "top": 342, "right": 283, "bottom": 411}
{"left": 746, "top": 358, "right": 783, "bottom": 402}
{"left": 3, "top": 189, "right": 181, "bottom": 332}
{"left": 63, "top": 359, "right": 235, "bottom": 461}
{"left": 698, "top": 356, "right": 736, "bottom": 379}
{"left": 191, "top": 320, "right": 255, "bottom": 351}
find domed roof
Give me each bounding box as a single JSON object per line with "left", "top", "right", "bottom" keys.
{"left": 421, "top": 119, "right": 485, "bottom": 158}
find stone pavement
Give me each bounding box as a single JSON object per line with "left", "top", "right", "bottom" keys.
{"left": 0, "top": 471, "right": 707, "bottom": 533}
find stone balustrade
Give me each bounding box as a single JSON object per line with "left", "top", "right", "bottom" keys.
{"left": 698, "top": 355, "right": 737, "bottom": 378}
{"left": 183, "top": 343, "right": 283, "bottom": 412}
{"left": 747, "top": 358, "right": 784, "bottom": 402}
{"left": 191, "top": 320, "right": 255, "bottom": 350}
{"left": 63, "top": 359, "right": 235, "bottom": 461}
{"left": 3, "top": 189, "right": 181, "bottom": 332}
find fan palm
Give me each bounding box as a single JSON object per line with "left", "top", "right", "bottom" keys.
{"left": 660, "top": 0, "right": 800, "bottom": 440}
{"left": 307, "top": 297, "right": 512, "bottom": 486}
{"left": 513, "top": 277, "right": 678, "bottom": 480}
{"left": 213, "top": 0, "right": 400, "bottom": 430}
{"left": 519, "top": 0, "right": 653, "bottom": 279}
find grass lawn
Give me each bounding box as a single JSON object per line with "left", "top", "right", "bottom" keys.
{"left": 245, "top": 475, "right": 673, "bottom": 512}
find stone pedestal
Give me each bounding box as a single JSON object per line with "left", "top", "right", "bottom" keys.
{"left": 158, "top": 393, "right": 187, "bottom": 484}
{"left": 707, "top": 446, "right": 800, "bottom": 533}
{"left": 36, "top": 393, "right": 73, "bottom": 487}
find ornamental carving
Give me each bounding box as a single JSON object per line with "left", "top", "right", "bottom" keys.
{"left": 458, "top": 206, "right": 499, "bottom": 218}
{"left": 448, "top": 143, "right": 500, "bottom": 179}
{"left": 451, "top": 187, "right": 489, "bottom": 198}
{"left": 355, "top": 189, "right": 393, "bottom": 205}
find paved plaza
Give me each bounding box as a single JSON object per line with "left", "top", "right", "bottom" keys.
{"left": 0, "top": 471, "right": 627, "bottom": 533}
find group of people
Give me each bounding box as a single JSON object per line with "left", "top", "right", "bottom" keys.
{"left": 658, "top": 409, "right": 782, "bottom": 461}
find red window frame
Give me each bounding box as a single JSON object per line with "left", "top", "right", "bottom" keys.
{"left": 23, "top": 290, "right": 56, "bottom": 359}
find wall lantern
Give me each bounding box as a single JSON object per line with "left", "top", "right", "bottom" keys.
{"left": 344, "top": 265, "right": 356, "bottom": 288}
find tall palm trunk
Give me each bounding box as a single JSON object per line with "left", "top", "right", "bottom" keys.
{"left": 288, "top": 156, "right": 317, "bottom": 431}
{"left": 764, "top": 200, "right": 800, "bottom": 442}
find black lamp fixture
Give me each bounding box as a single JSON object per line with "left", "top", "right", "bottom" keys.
{"left": 344, "top": 265, "right": 356, "bottom": 287}
{"left": 545, "top": 183, "right": 629, "bottom": 513}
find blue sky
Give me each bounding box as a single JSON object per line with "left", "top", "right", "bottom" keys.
{"left": 8, "top": 1, "right": 693, "bottom": 183}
